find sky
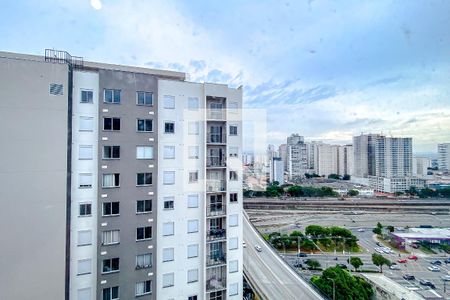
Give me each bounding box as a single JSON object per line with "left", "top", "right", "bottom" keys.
{"left": 1, "top": 0, "right": 449, "bottom": 153}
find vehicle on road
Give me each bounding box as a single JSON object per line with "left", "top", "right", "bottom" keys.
{"left": 403, "top": 274, "right": 415, "bottom": 280}
{"left": 441, "top": 275, "right": 450, "bottom": 281}
{"left": 445, "top": 257, "right": 450, "bottom": 264}
{"left": 411, "top": 243, "right": 419, "bottom": 249}
{"left": 389, "top": 264, "right": 401, "bottom": 270}
{"left": 297, "top": 253, "right": 307, "bottom": 257}
{"left": 357, "top": 228, "right": 365, "bottom": 232}
{"left": 430, "top": 260, "right": 442, "bottom": 266}
{"left": 336, "top": 263, "right": 347, "bottom": 269}
{"left": 243, "top": 241, "right": 246, "bottom": 248}
{"left": 376, "top": 242, "right": 382, "bottom": 246}
{"left": 255, "top": 245, "right": 262, "bottom": 252}
{"left": 398, "top": 259, "right": 407, "bottom": 263}
{"left": 293, "top": 262, "right": 303, "bottom": 268}
{"left": 408, "top": 255, "right": 418, "bottom": 260}
{"left": 428, "top": 266, "right": 440, "bottom": 272}
{"left": 419, "top": 279, "right": 436, "bottom": 289}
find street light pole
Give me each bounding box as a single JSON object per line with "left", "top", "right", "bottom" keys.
{"left": 328, "top": 278, "right": 336, "bottom": 300}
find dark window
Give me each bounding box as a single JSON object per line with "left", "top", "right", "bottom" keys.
{"left": 102, "top": 173, "right": 120, "bottom": 188}
{"left": 137, "top": 91, "right": 153, "bottom": 106}
{"left": 230, "top": 171, "right": 238, "bottom": 181}
{"left": 103, "top": 146, "right": 120, "bottom": 159}
{"left": 137, "top": 200, "right": 152, "bottom": 213}
{"left": 102, "top": 258, "right": 119, "bottom": 273}
{"left": 49, "top": 83, "right": 63, "bottom": 95}
{"left": 137, "top": 173, "right": 152, "bottom": 185}
{"left": 103, "top": 118, "right": 121, "bottom": 131}
{"left": 79, "top": 203, "right": 92, "bottom": 216}
{"left": 102, "top": 286, "right": 119, "bottom": 300}
{"left": 188, "top": 296, "right": 198, "bottom": 300}
{"left": 137, "top": 226, "right": 152, "bottom": 240}
{"left": 164, "top": 199, "right": 174, "bottom": 210}
{"left": 103, "top": 202, "right": 120, "bottom": 216}
{"left": 164, "top": 122, "right": 175, "bottom": 133}
{"left": 104, "top": 89, "right": 121, "bottom": 104}
{"left": 81, "top": 90, "right": 93, "bottom": 103}
{"left": 137, "top": 119, "right": 153, "bottom": 132}
{"left": 230, "top": 193, "right": 238, "bottom": 203}
{"left": 229, "top": 125, "right": 238, "bottom": 135}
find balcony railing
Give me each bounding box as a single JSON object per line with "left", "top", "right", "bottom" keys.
{"left": 206, "top": 274, "right": 227, "bottom": 292}
{"left": 206, "top": 180, "right": 226, "bottom": 192}
{"left": 207, "top": 109, "right": 225, "bottom": 120}
{"left": 207, "top": 228, "right": 226, "bottom": 241}
{"left": 207, "top": 132, "right": 226, "bottom": 144}
{"left": 207, "top": 156, "right": 226, "bottom": 168}
{"left": 206, "top": 203, "right": 226, "bottom": 217}
{"left": 206, "top": 254, "right": 227, "bottom": 267}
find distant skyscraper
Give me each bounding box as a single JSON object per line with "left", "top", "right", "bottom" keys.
{"left": 269, "top": 157, "right": 284, "bottom": 184}
{"left": 315, "top": 144, "right": 339, "bottom": 176}
{"left": 338, "top": 145, "right": 354, "bottom": 176}
{"left": 352, "top": 134, "right": 380, "bottom": 178}
{"left": 286, "top": 134, "right": 309, "bottom": 180}
{"left": 438, "top": 143, "right": 450, "bottom": 171}
{"left": 278, "top": 144, "right": 287, "bottom": 171}
{"left": 413, "top": 157, "right": 431, "bottom": 178}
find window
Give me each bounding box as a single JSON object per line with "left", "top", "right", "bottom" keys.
{"left": 77, "top": 259, "right": 91, "bottom": 275}
{"left": 229, "top": 146, "right": 238, "bottom": 158}
{"left": 102, "top": 202, "right": 119, "bottom": 216}
{"left": 163, "top": 197, "right": 174, "bottom": 210}
{"left": 188, "top": 97, "right": 199, "bottom": 109}
{"left": 136, "top": 200, "right": 152, "bottom": 214}
{"left": 102, "top": 257, "right": 119, "bottom": 273}
{"left": 229, "top": 214, "right": 239, "bottom": 227}
{"left": 229, "top": 283, "right": 239, "bottom": 296}
{"left": 187, "top": 220, "right": 199, "bottom": 233}
{"left": 229, "top": 237, "right": 238, "bottom": 250}
{"left": 49, "top": 83, "right": 63, "bottom": 95}
{"left": 189, "top": 171, "right": 198, "bottom": 183}
{"left": 229, "top": 260, "right": 238, "bottom": 273}
{"left": 81, "top": 90, "right": 93, "bottom": 103}
{"left": 79, "top": 145, "right": 93, "bottom": 160}
{"left": 188, "top": 121, "right": 199, "bottom": 135}
{"left": 137, "top": 119, "right": 153, "bottom": 132}
{"left": 164, "top": 121, "right": 175, "bottom": 133}
{"left": 230, "top": 193, "right": 238, "bottom": 203}
{"left": 102, "top": 286, "right": 119, "bottom": 300}
{"left": 77, "top": 288, "right": 91, "bottom": 300}
{"left": 229, "top": 125, "right": 238, "bottom": 136}
{"left": 79, "top": 116, "right": 94, "bottom": 132}
{"left": 187, "top": 244, "right": 198, "bottom": 258}
{"left": 103, "top": 146, "right": 120, "bottom": 159}
{"left": 187, "top": 194, "right": 198, "bottom": 208}
{"left": 102, "top": 173, "right": 120, "bottom": 188}
{"left": 162, "top": 273, "right": 174, "bottom": 288}
{"left": 79, "top": 203, "right": 92, "bottom": 217}
{"left": 163, "top": 171, "right": 175, "bottom": 185}
{"left": 104, "top": 89, "right": 121, "bottom": 104}
{"left": 163, "top": 146, "right": 175, "bottom": 159}
{"left": 188, "top": 146, "right": 199, "bottom": 159}
{"left": 137, "top": 173, "right": 152, "bottom": 186}
{"left": 79, "top": 173, "right": 93, "bottom": 188}
{"left": 78, "top": 230, "right": 92, "bottom": 246}
{"left": 137, "top": 91, "right": 153, "bottom": 106}
{"left": 136, "top": 226, "right": 152, "bottom": 241}
{"left": 229, "top": 171, "right": 238, "bottom": 181}
{"left": 163, "top": 95, "right": 175, "bottom": 109}
{"left": 135, "top": 280, "right": 152, "bottom": 296}
{"left": 163, "top": 222, "right": 174, "bottom": 236}
{"left": 102, "top": 230, "right": 120, "bottom": 245}
{"left": 187, "top": 269, "right": 198, "bottom": 283}
{"left": 103, "top": 117, "right": 121, "bottom": 131}
{"left": 162, "top": 248, "right": 174, "bottom": 262}
{"left": 136, "top": 146, "right": 153, "bottom": 159}
{"left": 136, "top": 253, "right": 152, "bottom": 269}
{"left": 188, "top": 296, "right": 198, "bottom": 300}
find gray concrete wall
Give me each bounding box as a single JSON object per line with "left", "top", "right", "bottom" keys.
{"left": 97, "top": 69, "right": 158, "bottom": 299}
{"left": 0, "top": 57, "right": 69, "bottom": 300}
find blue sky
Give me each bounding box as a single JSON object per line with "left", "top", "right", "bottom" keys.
{"left": 1, "top": 0, "right": 449, "bottom": 152}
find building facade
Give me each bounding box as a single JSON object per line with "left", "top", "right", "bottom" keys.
{"left": 438, "top": 143, "right": 450, "bottom": 171}
{"left": 0, "top": 50, "right": 243, "bottom": 300}
{"left": 286, "top": 134, "right": 309, "bottom": 180}
{"left": 412, "top": 156, "right": 431, "bottom": 178}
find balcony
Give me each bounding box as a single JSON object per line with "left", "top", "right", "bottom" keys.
{"left": 207, "top": 228, "right": 226, "bottom": 241}
{"left": 206, "top": 266, "right": 227, "bottom": 292}
{"left": 207, "top": 156, "right": 226, "bottom": 168}
{"left": 207, "top": 132, "right": 226, "bottom": 144}
{"left": 206, "top": 180, "right": 226, "bottom": 192}
{"left": 206, "top": 253, "right": 227, "bottom": 267}
{"left": 207, "top": 109, "right": 225, "bottom": 120}
{"left": 206, "top": 203, "right": 226, "bottom": 217}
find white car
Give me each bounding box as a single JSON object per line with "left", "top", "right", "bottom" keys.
{"left": 428, "top": 266, "right": 440, "bottom": 272}
{"left": 441, "top": 275, "right": 450, "bottom": 281}
{"left": 255, "top": 245, "right": 262, "bottom": 252}
{"left": 390, "top": 264, "right": 401, "bottom": 270}
{"left": 357, "top": 228, "right": 365, "bottom": 232}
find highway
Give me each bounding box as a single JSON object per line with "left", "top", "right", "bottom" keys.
{"left": 243, "top": 215, "right": 324, "bottom": 300}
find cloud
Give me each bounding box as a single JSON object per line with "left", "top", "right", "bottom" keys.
{"left": 90, "top": 0, "right": 102, "bottom": 10}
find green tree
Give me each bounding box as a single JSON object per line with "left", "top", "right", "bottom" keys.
{"left": 306, "top": 225, "right": 329, "bottom": 237}
{"left": 386, "top": 225, "right": 395, "bottom": 233}
{"left": 376, "top": 222, "right": 383, "bottom": 229}
{"left": 347, "top": 189, "right": 359, "bottom": 196}
{"left": 287, "top": 185, "right": 303, "bottom": 197}
{"left": 328, "top": 174, "right": 341, "bottom": 180}
{"left": 311, "top": 267, "right": 374, "bottom": 300}
{"left": 348, "top": 257, "right": 364, "bottom": 271}
{"left": 372, "top": 227, "right": 382, "bottom": 235}
{"left": 342, "top": 174, "right": 351, "bottom": 180}
{"left": 265, "top": 182, "right": 284, "bottom": 197}
{"left": 306, "top": 259, "right": 321, "bottom": 270}
{"left": 372, "top": 253, "right": 391, "bottom": 273}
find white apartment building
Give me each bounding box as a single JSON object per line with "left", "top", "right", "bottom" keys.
{"left": 438, "top": 143, "right": 450, "bottom": 171}
{"left": 269, "top": 157, "right": 284, "bottom": 184}
{"left": 287, "top": 134, "right": 309, "bottom": 180}
{"left": 314, "top": 144, "right": 339, "bottom": 176}
{"left": 412, "top": 156, "right": 431, "bottom": 178}
{"left": 157, "top": 80, "right": 243, "bottom": 300}
{"left": 338, "top": 145, "right": 354, "bottom": 176}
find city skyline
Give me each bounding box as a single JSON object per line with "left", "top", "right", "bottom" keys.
{"left": 1, "top": 0, "right": 449, "bottom": 152}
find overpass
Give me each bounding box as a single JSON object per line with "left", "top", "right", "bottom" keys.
{"left": 243, "top": 214, "right": 324, "bottom": 300}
